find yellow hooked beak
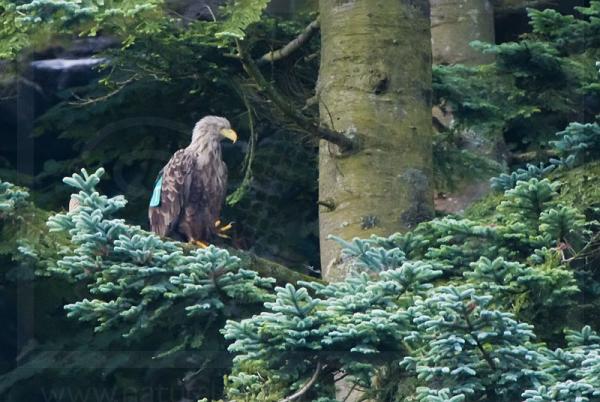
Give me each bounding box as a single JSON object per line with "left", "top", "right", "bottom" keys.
{"left": 220, "top": 128, "right": 238, "bottom": 143}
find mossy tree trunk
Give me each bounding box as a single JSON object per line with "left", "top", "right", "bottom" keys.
{"left": 431, "top": 0, "right": 495, "bottom": 66}
{"left": 317, "top": 1, "right": 434, "bottom": 279}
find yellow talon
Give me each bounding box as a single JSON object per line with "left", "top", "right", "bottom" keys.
{"left": 191, "top": 240, "right": 209, "bottom": 248}
{"left": 214, "top": 220, "right": 233, "bottom": 232}
{"left": 220, "top": 223, "right": 233, "bottom": 232}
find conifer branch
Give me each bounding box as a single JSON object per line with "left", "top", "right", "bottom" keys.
{"left": 236, "top": 41, "right": 357, "bottom": 152}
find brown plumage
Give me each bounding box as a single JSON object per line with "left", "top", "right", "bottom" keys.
{"left": 149, "top": 116, "right": 237, "bottom": 243}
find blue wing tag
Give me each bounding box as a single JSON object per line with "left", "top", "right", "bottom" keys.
{"left": 149, "top": 173, "right": 163, "bottom": 207}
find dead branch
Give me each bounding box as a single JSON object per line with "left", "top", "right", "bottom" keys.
{"left": 236, "top": 41, "right": 357, "bottom": 152}
{"left": 70, "top": 74, "right": 138, "bottom": 106}
{"left": 257, "top": 19, "right": 320, "bottom": 66}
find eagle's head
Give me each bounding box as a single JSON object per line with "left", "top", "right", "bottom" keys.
{"left": 192, "top": 116, "right": 238, "bottom": 144}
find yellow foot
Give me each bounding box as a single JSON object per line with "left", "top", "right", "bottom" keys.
{"left": 214, "top": 220, "right": 233, "bottom": 231}
{"left": 191, "top": 240, "right": 209, "bottom": 248}
{"left": 215, "top": 220, "right": 234, "bottom": 239}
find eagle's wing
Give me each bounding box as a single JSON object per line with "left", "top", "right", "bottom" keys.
{"left": 148, "top": 149, "right": 192, "bottom": 237}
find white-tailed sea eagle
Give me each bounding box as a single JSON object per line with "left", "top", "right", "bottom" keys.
{"left": 148, "top": 116, "right": 237, "bottom": 245}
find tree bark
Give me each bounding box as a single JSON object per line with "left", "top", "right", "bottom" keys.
{"left": 317, "top": 1, "right": 434, "bottom": 280}
{"left": 431, "top": 0, "right": 495, "bottom": 66}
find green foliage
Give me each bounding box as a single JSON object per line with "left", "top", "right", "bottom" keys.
{"left": 491, "top": 163, "right": 555, "bottom": 192}
{"left": 328, "top": 235, "right": 407, "bottom": 273}
{"left": 539, "top": 205, "right": 588, "bottom": 244}
{"left": 552, "top": 122, "right": 600, "bottom": 168}
{"left": 217, "top": 0, "right": 271, "bottom": 40}
{"left": 433, "top": 63, "right": 516, "bottom": 135}
{"left": 224, "top": 283, "right": 324, "bottom": 400}
{"left": 0, "top": 179, "right": 28, "bottom": 217}
{"left": 490, "top": 121, "right": 600, "bottom": 192}
{"left": 0, "top": 0, "right": 324, "bottom": 269}
{"left": 2, "top": 1, "right": 600, "bottom": 401}
{"left": 0, "top": 168, "right": 279, "bottom": 401}
{"left": 407, "top": 286, "right": 545, "bottom": 401}
{"left": 46, "top": 167, "right": 273, "bottom": 340}
{"left": 499, "top": 178, "right": 558, "bottom": 224}
{"left": 432, "top": 131, "right": 503, "bottom": 192}
{"left": 224, "top": 130, "right": 600, "bottom": 400}
{"left": 522, "top": 326, "right": 600, "bottom": 401}
{"left": 466, "top": 256, "right": 576, "bottom": 306}
{"left": 434, "top": 2, "right": 600, "bottom": 154}
{"left": 223, "top": 261, "right": 441, "bottom": 400}
{"left": 0, "top": 0, "right": 164, "bottom": 58}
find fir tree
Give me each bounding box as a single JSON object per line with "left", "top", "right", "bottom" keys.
{"left": 223, "top": 114, "right": 600, "bottom": 400}
{"left": 47, "top": 167, "right": 274, "bottom": 348}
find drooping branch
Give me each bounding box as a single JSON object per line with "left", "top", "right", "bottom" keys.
{"left": 202, "top": 361, "right": 323, "bottom": 402}
{"left": 257, "top": 18, "right": 320, "bottom": 65}
{"left": 228, "top": 247, "right": 322, "bottom": 286}
{"left": 236, "top": 42, "right": 357, "bottom": 152}
{"left": 279, "top": 361, "right": 323, "bottom": 402}
{"left": 226, "top": 80, "right": 258, "bottom": 206}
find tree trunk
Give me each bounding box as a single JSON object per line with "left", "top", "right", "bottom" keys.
{"left": 317, "top": 1, "right": 434, "bottom": 280}
{"left": 431, "top": 0, "right": 495, "bottom": 66}
{"left": 430, "top": 0, "right": 506, "bottom": 215}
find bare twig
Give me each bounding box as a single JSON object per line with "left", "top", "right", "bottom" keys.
{"left": 341, "top": 382, "right": 358, "bottom": 402}
{"left": 279, "top": 362, "right": 323, "bottom": 402}
{"left": 204, "top": 5, "right": 217, "bottom": 22}
{"left": 334, "top": 370, "right": 350, "bottom": 382}
{"left": 302, "top": 95, "right": 317, "bottom": 111}
{"left": 257, "top": 19, "right": 320, "bottom": 66}
{"left": 69, "top": 74, "right": 138, "bottom": 106}
{"left": 563, "top": 233, "right": 600, "bottom": 263}
{"left": 319, "top": 97, "right": 336, "bottom": 132}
